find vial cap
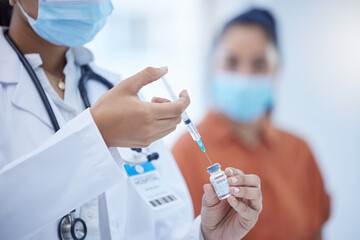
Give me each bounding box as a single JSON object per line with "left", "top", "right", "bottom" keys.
{"left": 207, "top": 163, "right": 221, "bottom": 174}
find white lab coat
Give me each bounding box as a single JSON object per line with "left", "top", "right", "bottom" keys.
{"left": 0, "top": 28, "right": 202, "bottom": 240}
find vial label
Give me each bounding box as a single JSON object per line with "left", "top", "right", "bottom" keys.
{"left": 211, "top": 175, "right": 230, "bottom": 199}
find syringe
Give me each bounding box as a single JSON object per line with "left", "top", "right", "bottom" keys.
{"left": 161, "top": 77, "right": 212, "bottom": 165}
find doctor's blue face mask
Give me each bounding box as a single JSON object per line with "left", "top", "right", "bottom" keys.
{"left": 211, "top": 72, "right": 274, "bottom": 123}
{"left": 17, "top": 0, "right": 113, "bottom": 47}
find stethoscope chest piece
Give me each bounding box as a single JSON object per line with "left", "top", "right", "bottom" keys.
{"left": 59, "top": 212, "right": 87, "bottom": 240}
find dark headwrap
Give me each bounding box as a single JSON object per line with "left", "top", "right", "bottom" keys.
{"left": 221, "top": 8, "right": 278, "bottom": 47}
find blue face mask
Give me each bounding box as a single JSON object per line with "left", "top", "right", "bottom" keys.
{"left": 211, "top": 72, "right": 274, "bottom": 123}
{"left": 17, "top": 0, "right": 113, "bottom": 47}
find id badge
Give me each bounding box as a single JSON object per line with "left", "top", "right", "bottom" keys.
{"left": 124, "top": 162, "right": 180, "bottom": 209}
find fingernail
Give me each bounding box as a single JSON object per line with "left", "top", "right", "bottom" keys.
{"left": 232, "top": 187, "right": 239, "bottom": 193}
{"left": 231, "top": 177, "right": 237, "bottom": 183}
{"left": 232, "top": 196, "right": 237, "bottom": 203}
{"left": 179, "top": 90, "right": 189, "bottom": 98}
{"left": 228, "top": 168, "right": 233, "bottom": 175}
{"left": 159, "top": 66, "right": 168, "bottom": 71}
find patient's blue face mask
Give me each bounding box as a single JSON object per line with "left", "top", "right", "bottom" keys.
{"left": 211, "top": 72, "right": 274, "bottom": 123}
{"left": 17, "top": 0, "right": 113, "bottom": 47}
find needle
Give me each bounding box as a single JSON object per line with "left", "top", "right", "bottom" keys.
{"left": 204, "top": 151, "right": 213, "bottom": 165}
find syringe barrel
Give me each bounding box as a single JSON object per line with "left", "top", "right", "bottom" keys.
{"left": 181, "top": 111, "right": 189, "bottom": 122}
{"left": 160, "top": 77, "right": 202, "bottom": 142}
{"left": 185, "top": 120, "right": 201, "bottom": 141}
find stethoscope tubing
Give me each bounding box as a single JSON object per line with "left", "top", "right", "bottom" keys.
{"left": 4, "top": 29, "right": 115, "bottom": 240}
{"left": 79, "top": 64, "right": 114, "bottom": 108}
{"left": 4, "top": 29, "right": 159, "bottom": 240}
{"left": 4, "top": 29, "right": 61, "bottom": 131}
{"left": 4, "top": 30, "right": 115, "bottom": 131}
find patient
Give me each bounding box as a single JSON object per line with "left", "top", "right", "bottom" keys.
{"left": 173, "top": 8, "right": 330, "bottom": 240}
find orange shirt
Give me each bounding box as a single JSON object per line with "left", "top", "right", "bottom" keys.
{"left": 172, "top": 112, "right": 330, "bottom": 240}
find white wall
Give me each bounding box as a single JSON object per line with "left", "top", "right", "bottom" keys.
{"left": 86, "top": 0, "right": 360, "bottom": 238}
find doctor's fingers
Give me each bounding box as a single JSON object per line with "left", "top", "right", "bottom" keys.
{"left": 225, "top": 167, "right": 244, "bottom": 177}
{"left": 201, "top": 183, "right": 220, "bottom": 207}
{"left": 151, "top": 97, "right": 171, "bottom": 103}
{"left": 120, "top": 67, "right": 168, "bottom": 94}
{"left": 154, "top": 116, "right": 182, "bottom": 131}
{"left": 230, "top": 187, "right": 262, "bottom": 209}
{"left": 228, "top": 174, "right": 261, "bottom": 188}
{"left": 144, "top": 125, "right": 177, "bottom": 145}
{"left": 151, "top": 90, "right": 190, "bottom": 119}
{"left": 227, "top": 196, "right": 261, "bottom": 222}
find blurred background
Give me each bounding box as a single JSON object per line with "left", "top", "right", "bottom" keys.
{"left": 86, "top": 0, "right": 360, "bottom": 239}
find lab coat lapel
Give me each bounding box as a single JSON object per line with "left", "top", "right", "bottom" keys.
{"left": 10, "top": 66, "right": 57, "bottom": 130}
{"left": 0, "top": 28, "right": 59, "bottom": 130}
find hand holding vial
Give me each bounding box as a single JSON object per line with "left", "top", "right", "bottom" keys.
{"left": 200, "top": 167, "right": 262, "bottom": 240}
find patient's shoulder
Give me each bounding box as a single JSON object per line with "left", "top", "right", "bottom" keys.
{"left": 272, "top": 126, "right": 314, "bottom": 155}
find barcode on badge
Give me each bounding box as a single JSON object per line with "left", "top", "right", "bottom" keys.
{"left": 149, "top": 194, "right": 177, "bottom": 207}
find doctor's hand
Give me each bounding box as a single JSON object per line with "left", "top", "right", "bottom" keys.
{"left": 90, "top": 67, "right": 190, "bottom": 148}
{"left": 201, "top": 167, "right": 262, "bottom": 240}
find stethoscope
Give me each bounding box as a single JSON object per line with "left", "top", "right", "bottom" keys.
{"left": 4, "top": 30, "right": 159, "bottom": 240}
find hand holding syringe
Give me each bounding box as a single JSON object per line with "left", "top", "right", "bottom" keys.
{"left": 161, "top": 77, "right": 212, "bottom": 164}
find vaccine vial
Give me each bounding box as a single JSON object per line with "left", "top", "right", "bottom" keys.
{"left": 207, "top": 163, "right": 231, "bottom": 200}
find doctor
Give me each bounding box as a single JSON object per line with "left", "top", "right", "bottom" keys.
{"left": 0, "top": 0, "right": 262, "bottom": 240}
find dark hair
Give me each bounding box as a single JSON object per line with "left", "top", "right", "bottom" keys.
{"left": 217, "top": 8, "right": 278, "bottom": 48}
{"left": 0, "top": 0, "right": 13, "bottom": 27}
